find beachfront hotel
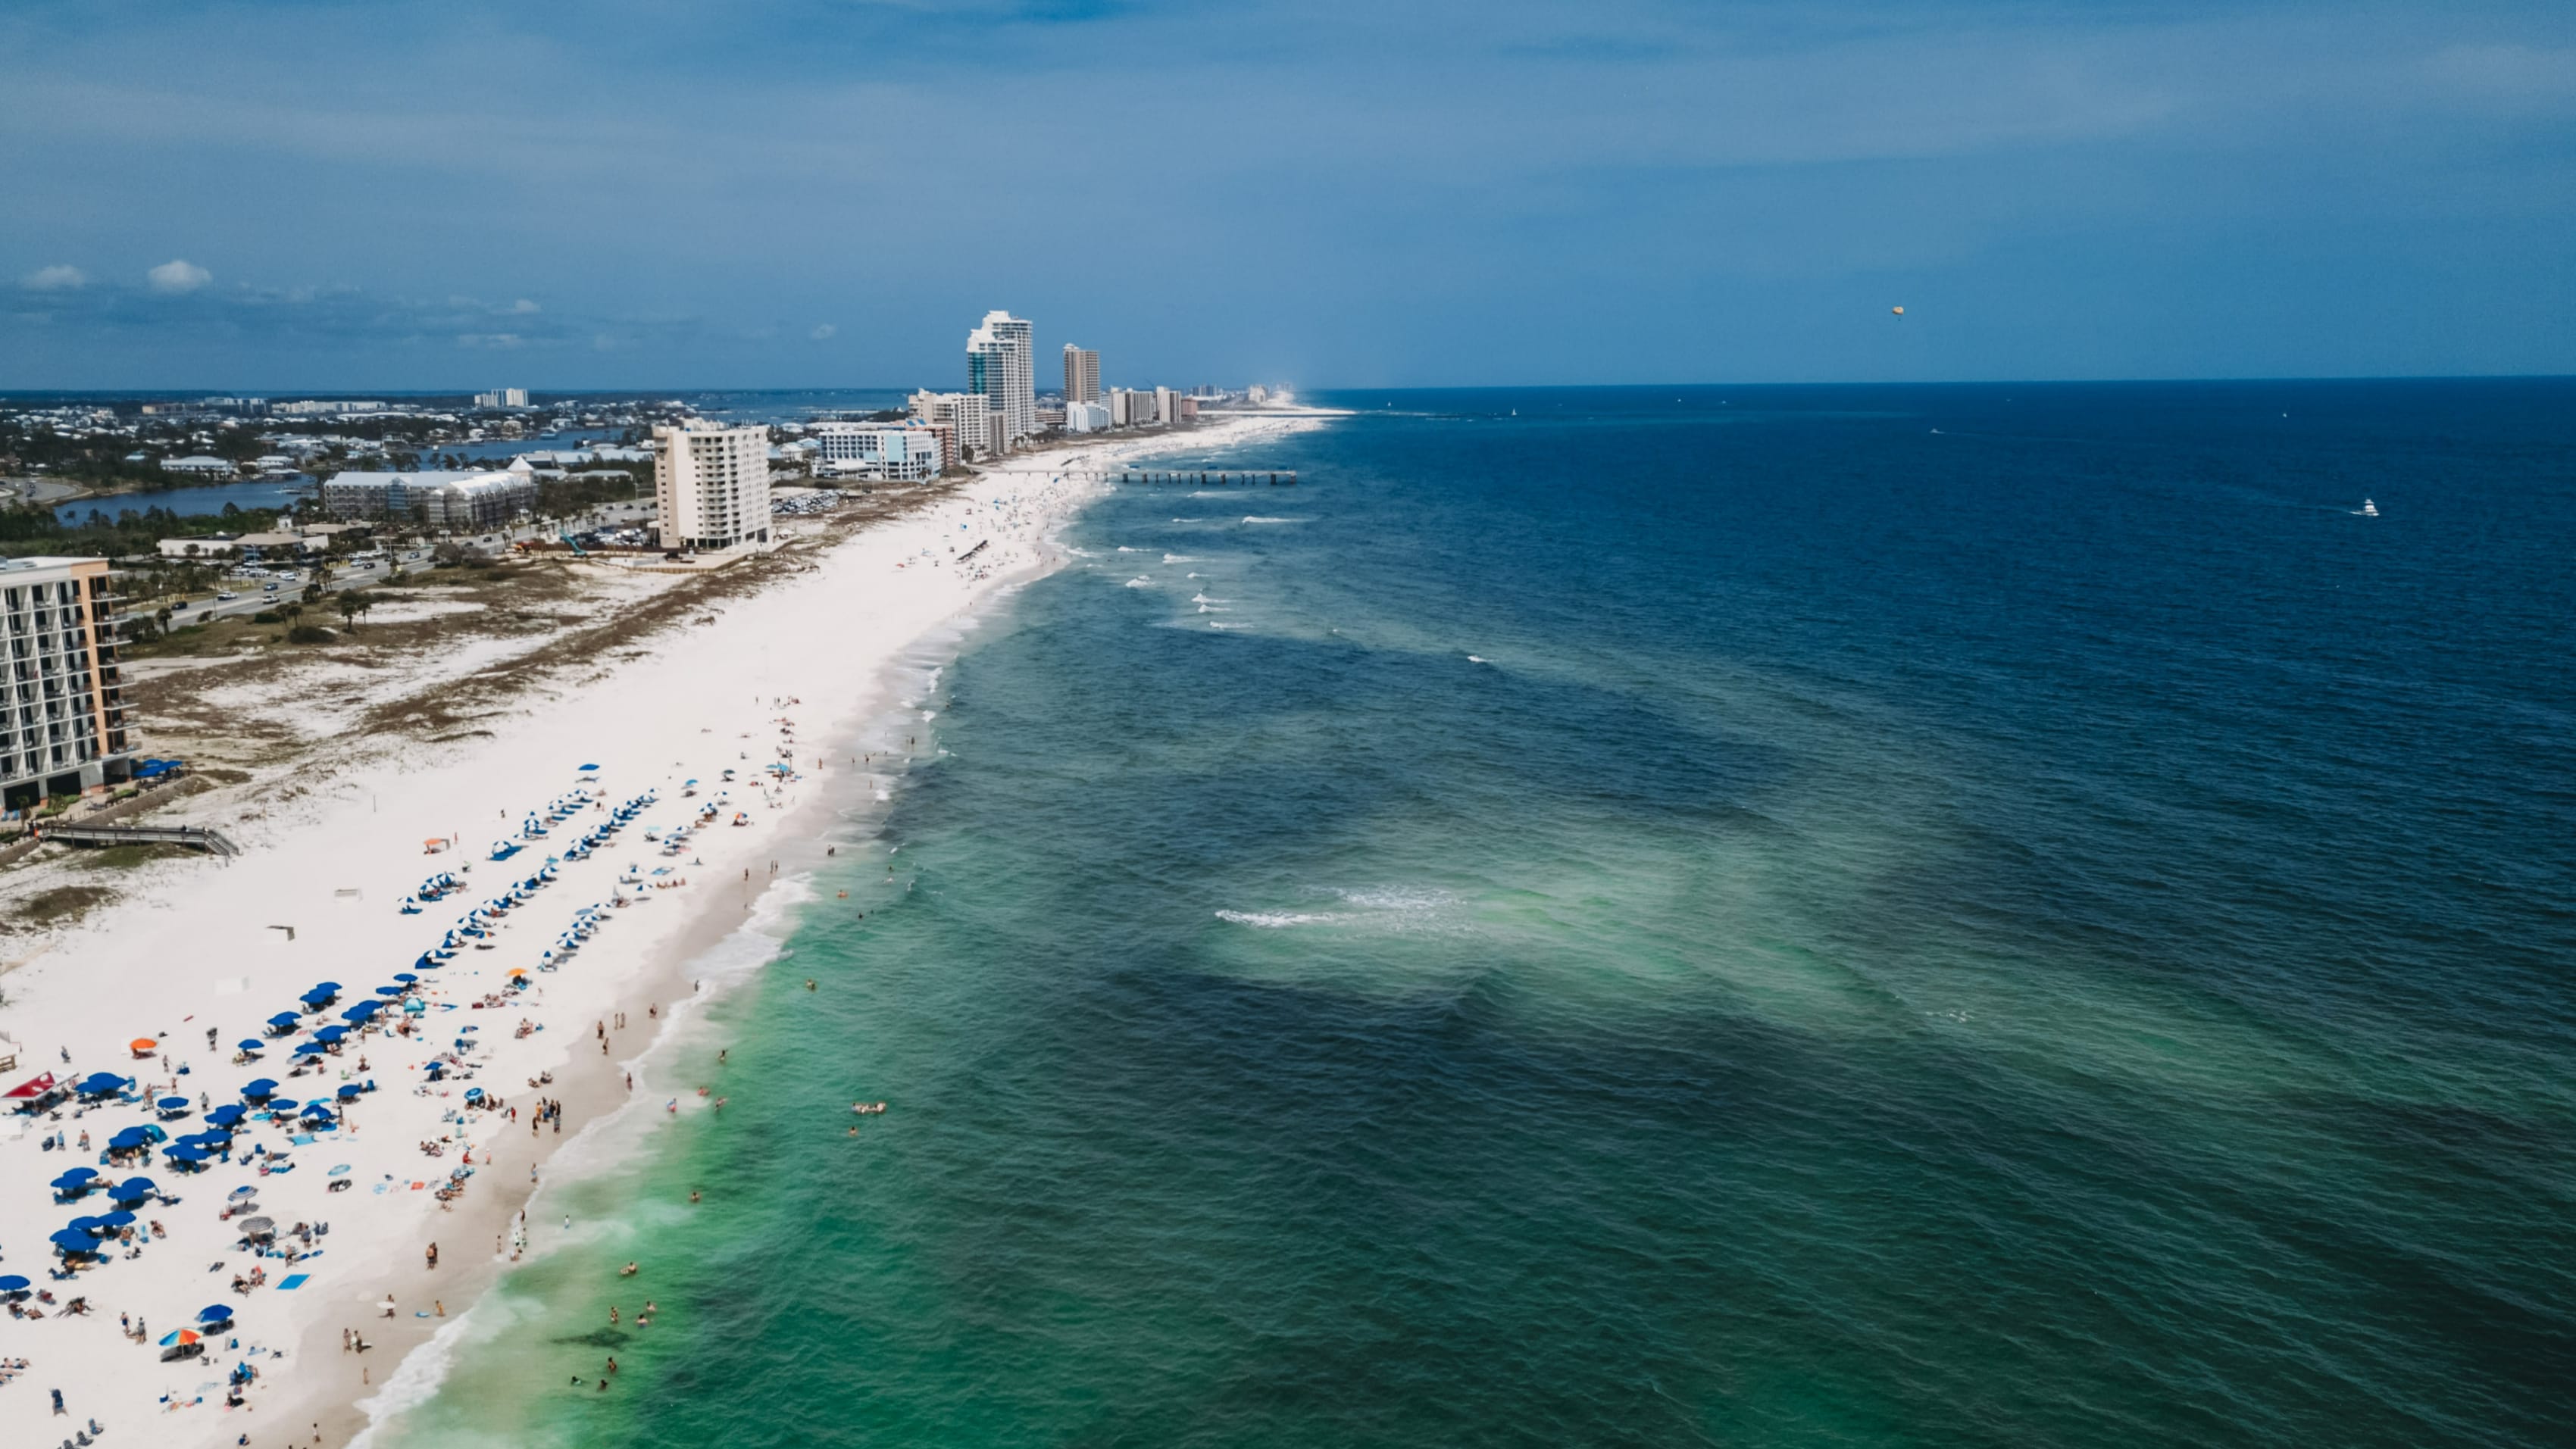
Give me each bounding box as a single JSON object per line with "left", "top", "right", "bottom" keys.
{"left": 653, "top": 420, "right": 773, "bottom": 551}
{"left": 320, "top": 470, "right": 539, "bottom": 532}
{"left": 908, "top": 391, "right": 1005, "bottom": 463}
{"left": 811, "top": 423, "right": 946, "bottom": 482}
{"left": 967, "top": 310, "right": 1037, "bottom": 445}
{"left": 1062, "top": 345, "right": 1101, "bottom": 403}
{"left": 0, "top": 556, "right": 133, "bottom": 811}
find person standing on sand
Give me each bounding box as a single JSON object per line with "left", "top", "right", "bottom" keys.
{"left": 426, "top": 1242, "right": 439, "bottom": 1269}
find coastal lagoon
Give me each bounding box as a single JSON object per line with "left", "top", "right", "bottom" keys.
{"left": 380, "top": 383, "right": 2574, "bottom": 1448}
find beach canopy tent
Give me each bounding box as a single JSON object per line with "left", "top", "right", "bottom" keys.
{"left": 293, "top": 1043, "right": 328, "bottom": 1057}
{"left": 343, "top": 1002, "right": 383, "bottom": 1023}
{"left": 208, "top": 1104, "right": 248, "bottom": 1127}
{"left": 315, "top": 1026, "right": 349, "bottom": 1043}
{"left": 51, "top": 1168, "right": 98, "bottom": 1193}
{"left": 98, "top": 1210, "right": 136, "bottom": 1231}
{"left": 242, "top": 1079, "right": 279, "bottom": 1100}
{"left": 108, "top": 1126, "right": 155, "bottom": 1150}
{"left": 111, "top": 1177, "right": 157, "bottom": 1203}
{"left": 68, "top": 1215, "right": 110, "bottom": 1236}
{"left": 157, "top": 1095, "right": 189, "bottom": 1112}
{"left": 164, "top": 1143, "right": 211, "bottom": 1165}
{"left": 299, "top": 989, "right": 335, "bottom": 1008}
{"left": 5, "top": 1070, "right": 62, "bottom": 1102}
{"left": 51, "top": 1229, "right": 103, "bottom": 1256}
{"left": 77, "top": 1072, "right": 130, "bottom": 1098}
{"left": 336, "top": 1084, "right": 363, "bottom": 1100}
{"left": 179, "top": 1132, "right": 231, "bottom": 1151}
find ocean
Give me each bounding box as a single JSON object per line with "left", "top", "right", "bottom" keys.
{"left": 379, "top": 380, "right": 2576, "bottom": 1448}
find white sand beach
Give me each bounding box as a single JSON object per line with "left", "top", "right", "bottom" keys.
{"left": 0, "top": 413, "right": 1322, "bottom": 1447}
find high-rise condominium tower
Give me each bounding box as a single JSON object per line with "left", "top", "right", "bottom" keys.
{"left": 1061, "top": 345, "right": 1100, "bottom": 404}
{"left": 653, "top": 420, "right": 772, "bottom": 551}
{"left": 967, "top": 311, "right": 1036, "bottom": 445}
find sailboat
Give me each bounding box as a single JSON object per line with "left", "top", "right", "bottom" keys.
{"left": 2355, "top": 499, "right": 2380, "bottom": 517}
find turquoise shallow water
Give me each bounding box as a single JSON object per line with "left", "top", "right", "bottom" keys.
{"left": 386, "top": 382, "right": 2575, "bottom": 1448}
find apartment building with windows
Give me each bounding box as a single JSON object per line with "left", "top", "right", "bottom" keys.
{"left": 811, "top": 423, "right": 945, "bottom": 482}
{"left": 1061, "top": 345, "right": 1100, "bottom": 403}
{"left": 653, "top": 420, "right": 773, "bottom": 550}
{"left": 966, "top": 311, "right": 1036, "bottom": 445}
{"left": 0, "top": 557, "right": 133, "bottom": 810}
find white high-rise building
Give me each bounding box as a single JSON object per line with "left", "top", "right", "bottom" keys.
{"left": 474, "top": 387, "right": 530, "bottom": 408}
{"left": 1061, "top": 345, "right": 1100, "bottom": 404}
{"left": 966, "top": 311, "right": 1036, "bottom": 445}
{"left": 653, "top": 420, "right": 772, "bottom": 551}
{"left": 811, "top": 423, "right": 946, "bottom": 482}
{"left": 908, "top": 390, "right": 1007, "bottom": 462}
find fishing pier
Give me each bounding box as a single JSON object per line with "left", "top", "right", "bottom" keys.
{"left": 1058, "top": 469, "right": 1299, "bottom": 487}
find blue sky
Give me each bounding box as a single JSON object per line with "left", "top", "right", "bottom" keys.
{"left": 3, "top": 0, "right": 2571, "bottom": 389}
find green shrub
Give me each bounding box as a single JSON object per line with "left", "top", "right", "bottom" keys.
{"left": 286, "top": 624, "right": 336, "bottom": 644}
{"left": 252, "top": 610, "right": 282, "bottom": 623}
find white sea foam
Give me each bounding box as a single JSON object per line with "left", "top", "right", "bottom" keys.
{"left": 1190, "top": 594, "right": 1230, "bottom": 604}
{"left": 1124, "top": 576, "right": 1154, "bottom": 587}
{"left": 1162, "top": 554, "right": 1197, "bottom": 564}
{"left": 1467, "top": 654, "right": 1487, "bottom": 664}
{"left": 1208, "top": 620, "right": 1248, "bottom": 629}
{"left": 1216, "top": 909, "right": 1336, "bottom": 928}
{"left": 1242, "top": 517, "right": 1299, "bottom": 524}
{"left": 1116, "top": 545, "right": 1140, "bottom": 552}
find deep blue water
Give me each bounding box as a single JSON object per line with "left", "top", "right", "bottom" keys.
{"left": 396, "top": 380, "right": 2576, "bottom": 1448}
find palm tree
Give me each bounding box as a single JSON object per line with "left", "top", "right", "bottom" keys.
{"left": 337, "top": 591, "right": 374, "bottom": 632}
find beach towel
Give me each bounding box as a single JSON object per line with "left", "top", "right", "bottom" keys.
{"left": 275, "top": 1273, "right": 308, "bottom": 1291}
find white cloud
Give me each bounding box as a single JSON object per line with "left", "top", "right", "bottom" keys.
{"left": 147, "top": 258, "right": 211, "bottom": 293}
{"left": 810, "top": 323, "right": 837, "bottom": 340}
{"left": 22, "top": 264, "right": 86, "bottom": 290}
{"left": 510, "top": 298, "right": 541, "bottom": 314}
{"left": 457, "top": 332, "right": 526, "bottom": 348}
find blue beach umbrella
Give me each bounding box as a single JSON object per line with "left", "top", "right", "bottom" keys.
{"left": 157, "top": 1095, "right": 189, "bottom": 1110}
{"left": 111, "top": 1176, "right": 156, "bottom": 1202}
{"left": 314, "top": 1026, "right": 348, "bottom": 1043}
{"left": 51, "top": 1168, "right": 98, "bottom": 1193}
{"left": 376, "top": 985, "right": 404, "bottom": 997}
{"left": 164, "top": 1143, "right": 211, "bottom": 1165}
{"left": 76, "top": 1072, "right": 127, "bottom": 1097}
{"left": 108, "top": 1126, "right": 153, "bottom": 1150}
{"left": 208, "top": 1104, "right": 247, "bottom": 1127}
{"left": 336, "top": 1084, "right": 362, "bottom": 1100}
{"left": 299, "top": 990, "right": 333, "bottom": 1008}
{"left": 267, "top": 1098, "right": 300, "bottom": 1113}
{"left": 393, "top": 973, "right": 419, "bottom": 982}
{"left": 0, "top": 1275, "right": 31, "bottom": 1294}
{"left": 463, "top": 1087, "right": 483, "bottom": 1100}
{"left": 311, "top": 980, "right": 342, "bottom": 992}
{"left": 199, "top": 1304, "right": 235, "bottom": 1325}
{"left": 242, "top": 1079, "right": 278, "bottom": 1100}
{"left": 51, "top": 1229, "right": 101, "bottom": 1255}
{"left": 292, "top": 1042, "right": 327, "bottom": 1057}
{"left": 67, "top": 1215, "right": 108, "bottom": 1235}
{"left": 96, "top": 1210, "right": 137, "bottom": 1231}
{"left": 239, "top": 1039, "right": 267, "bottom": 1054}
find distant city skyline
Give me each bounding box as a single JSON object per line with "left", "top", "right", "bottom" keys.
{"left": 3, "top": 0, "right": 2571, "bottom": 389}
